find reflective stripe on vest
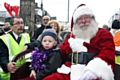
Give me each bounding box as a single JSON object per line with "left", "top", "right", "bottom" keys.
{"left": 3, "top": 35, "right": 13, "bottom": 60}
{"left": 22, "top": 33, "right": 29, "bottom": 43}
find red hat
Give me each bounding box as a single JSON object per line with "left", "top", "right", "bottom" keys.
{"left": 71, "top": 4, "right": 94, "bottom": 31}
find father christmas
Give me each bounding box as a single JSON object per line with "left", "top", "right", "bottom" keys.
{"left": 43, "top": 4, "right": 115, "bottom": 80}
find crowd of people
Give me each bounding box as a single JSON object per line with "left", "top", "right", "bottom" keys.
{"left": 0, "top": 3, "right": 120, "bottom": 80}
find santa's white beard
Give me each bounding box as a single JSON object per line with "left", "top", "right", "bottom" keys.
{"left": 73, "top": 20, "right": 98, "bottom": 40}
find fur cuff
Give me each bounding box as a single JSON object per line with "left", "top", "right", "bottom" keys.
{"left": 57, "top": 64, "right": 70, "bottom": 74}
{"left": 83, "top": 58, "right": 114, "bottom": 80}
{"left": 71, "top": 64, "right": 85, "bottom": 80}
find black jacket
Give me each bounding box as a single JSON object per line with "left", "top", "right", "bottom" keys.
{"left": 31, "top": 48, "right": 62, "bottom": 80}
{"left": 33, "top": 24, "right": 46, "bottom": 39}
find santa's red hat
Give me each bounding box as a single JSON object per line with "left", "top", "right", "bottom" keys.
{"left": 71, "top": 4, "right": 95, "bottom": 31}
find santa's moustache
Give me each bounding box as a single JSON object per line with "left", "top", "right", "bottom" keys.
{"left": 73, "top": 20, "right": 98, "bottom": 40}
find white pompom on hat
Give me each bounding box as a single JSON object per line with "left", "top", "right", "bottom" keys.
{"left": 71, "top": 4, "right": 95, "bottom": 31}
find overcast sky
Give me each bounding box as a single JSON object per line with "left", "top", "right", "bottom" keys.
{"left": 36, "top": 0, "right": 120, "bottom": 27}
{"left": 0, "top": 0, "right": 120, "bottom": 27}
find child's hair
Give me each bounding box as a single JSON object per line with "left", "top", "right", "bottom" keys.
{"left": 47, "top": 20, "right": 61, "bottom": 35}
{"left": 40, "top": 25, "right": 58, "bottom": 41}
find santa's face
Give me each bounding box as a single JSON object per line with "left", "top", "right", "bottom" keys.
{"left": 73, "top": 16, "right": 98, "bottom": 40}
{"left": 76, "top": 15, "right": 92, "bottom": 29}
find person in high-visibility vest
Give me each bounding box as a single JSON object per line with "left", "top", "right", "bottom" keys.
{"left": 111, "top": 19, "right": 120, "bottom": 64}
{"left": 0, "top": 17, "right": 32, "bottom": 80}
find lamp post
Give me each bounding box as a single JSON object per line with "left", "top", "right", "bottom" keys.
{"left": 41, "top": 0, "right": 44, "bottom": 17}
{"left": 67, "top": 0, "right": 70, "bottom": 23}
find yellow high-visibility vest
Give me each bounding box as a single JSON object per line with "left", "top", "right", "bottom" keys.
{"left": 0, "top": 33, "right": 30, "bottom": 80}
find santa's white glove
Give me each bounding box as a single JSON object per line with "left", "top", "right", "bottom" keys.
{"left": 68, "top": 38, "right": 87, "bottom": 52}
{"left": 80, "top": 71, "right": 97, "bottom": 80}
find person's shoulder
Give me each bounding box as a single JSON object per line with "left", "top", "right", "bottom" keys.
{"left": 36, "top": 25, "right": 45, "bottom": 31}
{"left": 36, "top": 27, "right": 42, "bottom": 30}
{"left": 52, "top": 47, "right": 60, "bottom": 51}
{"left": 41, "top": 24, "right": 46, "bottom": 27}
{"left": 98, "top": 28, "right": 111, "bottom": 33}
{"left": 52, "top": 47, "right": 62, "bottom": 53}
{"left": 51, "top": 48, "right": 62, "bottom": 56}
{"left": 0, "top": 32, "right": 10, "bottom": 37}
{"left": 97, "top": 28, "right": 112, "bottom": 37}
{"left": 0, "top": 34, "right": 8, "bottom": 44}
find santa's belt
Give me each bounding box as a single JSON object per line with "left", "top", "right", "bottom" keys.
{"left": 70, "top": 52, "right": 98, "bottom": 64}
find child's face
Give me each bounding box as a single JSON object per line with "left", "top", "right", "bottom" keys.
{"left": 42, "top": 36, "right": 57, "bottom": 50}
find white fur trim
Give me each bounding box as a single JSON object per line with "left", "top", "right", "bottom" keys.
{"left": 83, "top": 58, "right": 114, "bottom": 80}
{"left": 73, "top": 6, "right": 94, "bottom": 23}
{"left": 71, "top": 64, "right": 85, "bottom": 80}
{"left": 57, "top": 64, "right": 70, "bottom": 74}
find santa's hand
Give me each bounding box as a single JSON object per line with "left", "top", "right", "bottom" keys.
{"left": 68, "top": 38, "right": 87, "bottom": 52}
{"left": 68, "top": 38, "right": 75, "bottom": 47}
{"left": 80, "top": 71, "right": 97, "bottom": 80}
{"left": 68, "top": 38, "right": 78, "bottom": 52}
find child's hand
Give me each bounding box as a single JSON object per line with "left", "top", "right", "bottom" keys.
{"left": 29, "top": 70, "right": 36, "bottom": 79}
